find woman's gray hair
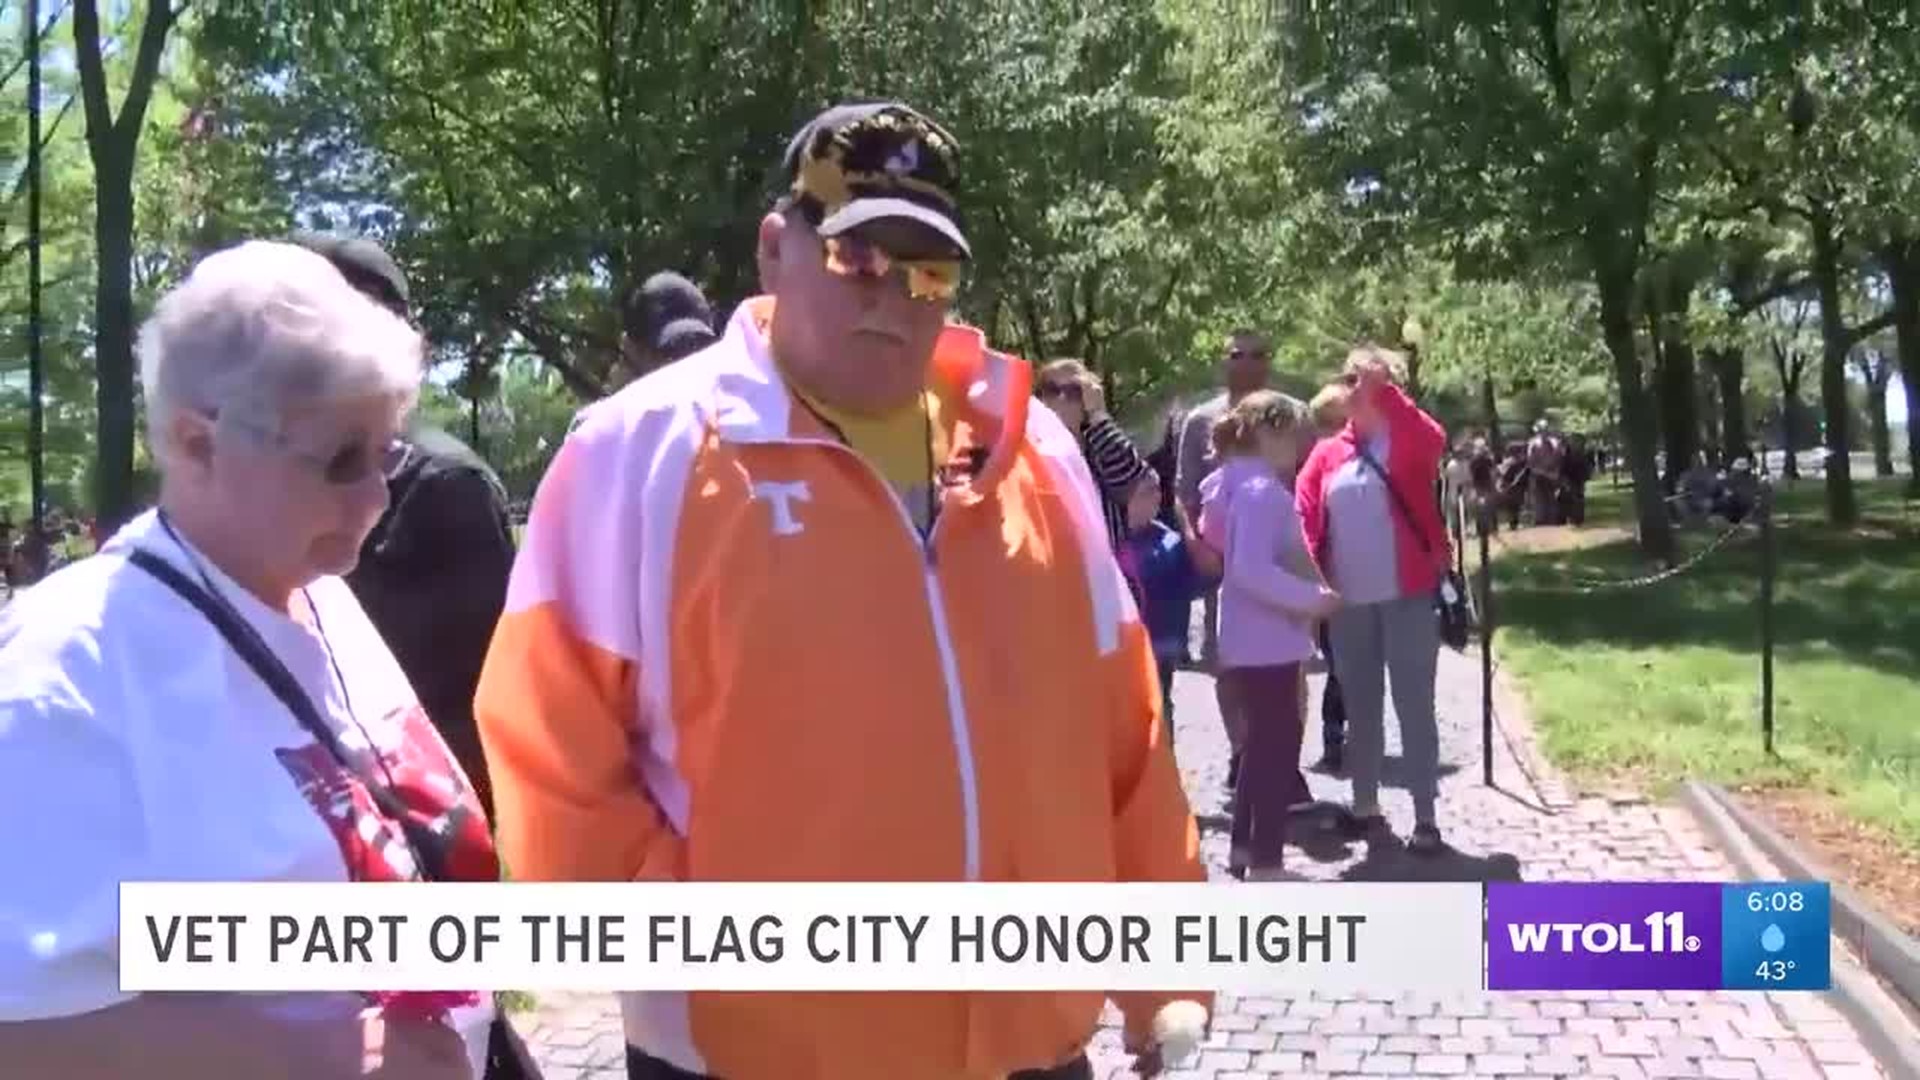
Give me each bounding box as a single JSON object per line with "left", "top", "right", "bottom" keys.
{"left": 139, "top": 240, "right": 424, "bottom": 466}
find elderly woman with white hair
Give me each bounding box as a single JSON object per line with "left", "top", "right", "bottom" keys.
{"left": 0, "top": 241, "right": 500, "bottom": 1078}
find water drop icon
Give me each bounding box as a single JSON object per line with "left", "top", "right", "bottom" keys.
{"left": 1761, "top": 924, "right": 1787, "bottom": 953}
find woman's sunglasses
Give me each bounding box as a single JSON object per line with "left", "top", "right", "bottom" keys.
{"left": 303, "top": 437, "right": 412, "bottom": 486}
{"left": 221, "top": 412, "right": 411, "bottom": 486}
{"left": 823, "top": 235, "right": 963, "bottom": 303}
{"left": 1036, "top": 381, "right": 1084, "bottom": 404}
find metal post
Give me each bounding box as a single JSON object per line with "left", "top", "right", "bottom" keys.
{"left": 1478, "top": 513, "right": 1495, "bottom": 786}
{"left": 1759, "top": 482, "right": 1777, "bottom": 756}
{"left": 26, "top": 0, "right": 47, "bottom": 539}
{"left": 1453, "top": 495, "right": 1467, "bottom": 583}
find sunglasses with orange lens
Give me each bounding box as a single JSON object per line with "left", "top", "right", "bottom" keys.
{"left": 823, "top": 235, "right": 963, "bottom": 303}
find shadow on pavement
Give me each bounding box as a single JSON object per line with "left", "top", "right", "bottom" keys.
{"left": 1339, "top": 842, "right": 1524, "bottom": 883}
{"left": 1377, "top": 755, "right": 1462, "bottom": 788}
{"left": 1194, "top": 804, "right": 1373, "bottom": 865}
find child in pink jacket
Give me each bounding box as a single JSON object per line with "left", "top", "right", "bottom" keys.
{"left": 1199, "top": 391, "right": 1340, "bottom": 880}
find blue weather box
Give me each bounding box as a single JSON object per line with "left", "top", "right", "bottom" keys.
{"left": 1719, "top": 882, "right": 1831, "bottom": 991}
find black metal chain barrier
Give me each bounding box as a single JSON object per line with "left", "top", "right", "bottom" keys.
{"left": 1532, "top": 516, "right": 1755, "bottom": 594}
{"left": 1462, "top": 483, "right": 1784, "bottom": 787}
{"left": 1476, "top": 488, "right": 1764, "bottom": 595}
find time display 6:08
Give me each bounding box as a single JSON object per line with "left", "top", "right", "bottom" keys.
{"left": 1745, "top": 890, "right": 1805, "bottom": 914}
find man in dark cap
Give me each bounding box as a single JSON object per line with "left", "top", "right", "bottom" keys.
{"left": 290, "top": 231, "right": 515, "bottom": 821}
{"left": 619, "top": 271, "right": 718, "bottom": 375}
{"left": 476, "top": 103, "right": 1207, "bottom": 1080}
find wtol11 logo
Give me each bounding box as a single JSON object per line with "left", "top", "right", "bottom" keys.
{"left": 1485, "top": 882, "right": 1830, "bottom": 991}
{"left": 1486, "top": 883, "right": 1722, "bottom": 990}
{"left": 1504, "top": 910, "right": 1701, "bottom": 956}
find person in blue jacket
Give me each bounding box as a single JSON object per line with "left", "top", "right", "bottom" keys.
{"left": 1118, "top": 467, "right": 1215, "bottom": 750}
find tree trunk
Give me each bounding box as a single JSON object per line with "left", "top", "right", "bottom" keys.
{"left": 1646, "top": 306, "right": 1672, "bottom": 492}
{"left": 1779, "top": 383, "right": 1801, "bottom": 480}
{"left": 1710, "top": 346, "right": 1749, "bottom": 463}
{"left": 1480, "top": 371, "right": 1501, "bottom": 446}
{"left": 1887, "top": 237, "right": 1920, "bottom": 495}
{"left": 1654, "top": 281, "right": 1700, "bottom": 486}
{"left": 1856, "top": 351, "right": 1895, "bottom": 477}
{"left": 1596, "top": 265, "right": 1674, "bottom": 562}
{"left": 1699, "top": 370, "right": 1721, "bottom": 463}
{"left": 1809, "top": 208, "right": 1857, "bottom": 525}
{"left": 1867, "top": 377, "right": 1893, "bottom": 477}
{"left": 74, "top": 0, "right": 176, "bottom": 533}
{"left": 92, "top": 155, "right": 137, "bottom": 532}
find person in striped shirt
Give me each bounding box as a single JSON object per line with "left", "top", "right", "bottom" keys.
{"left": 1034, "top": 358, "right": 1148, "bottom": 551}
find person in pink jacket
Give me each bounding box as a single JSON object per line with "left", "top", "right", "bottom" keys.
{"left": 1199, "top": 391, "right": 1340, "bottom": 880}
{"left": 1295, "top": 346, "right": 1452, "bottom": 855}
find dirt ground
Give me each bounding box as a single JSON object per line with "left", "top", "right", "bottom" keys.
{"left": 1740, "top": 787, "right": 1920, "bottom": 936}
{"left": 1486, "top": 523, "right": 1634, "bottom": 556}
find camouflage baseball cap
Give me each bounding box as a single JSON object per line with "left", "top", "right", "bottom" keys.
{"left": 782, "top": 102, "right": 969, "bottom": 258}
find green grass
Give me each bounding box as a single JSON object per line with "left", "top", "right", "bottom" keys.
{"left": 1492, "top": 476, "right": 1920, "bottom": 849}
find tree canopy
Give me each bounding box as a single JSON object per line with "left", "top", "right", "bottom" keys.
{"left": 5, "top": 0, "right": 1914, "bottom": 542}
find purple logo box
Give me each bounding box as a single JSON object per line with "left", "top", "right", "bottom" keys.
{"left": 1486, "top": 882, "right": 1724, "bottom": 991}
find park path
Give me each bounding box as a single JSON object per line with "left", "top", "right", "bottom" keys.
{"left": 518, "top": 647, "right": 1888, "bottom": 1080}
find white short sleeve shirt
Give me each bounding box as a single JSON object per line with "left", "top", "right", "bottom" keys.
{"left": 0, "top": 511, "right": 493, "bottom": 1074}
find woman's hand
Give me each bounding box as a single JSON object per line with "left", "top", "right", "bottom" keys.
{"left": 1350, "top": 352, "right": 1395, "bottom": 390}
{"left": 1306, "top": 586, "right": 1343, "bottom": 619}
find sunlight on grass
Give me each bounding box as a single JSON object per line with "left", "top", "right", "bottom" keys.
{"left": 1494, "top": 478, "right": 1920, "bottom": 849}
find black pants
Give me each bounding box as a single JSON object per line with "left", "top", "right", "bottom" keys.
{"left": 1318, "top": 623, "right": 1346, "bottom": 753}
{"left": 1220, "top": 663, "right": 1309, "bottom": 870}
{"left": 626, "top": 1045, "right": 1095, "bottom": 1080}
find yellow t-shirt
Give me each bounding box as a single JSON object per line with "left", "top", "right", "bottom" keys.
{"left": 787, "top": 383, "right": 950, "bottom": 533}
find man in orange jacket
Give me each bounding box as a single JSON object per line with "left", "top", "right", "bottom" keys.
{"left": 475, "top": 101, "right": 1209, "bottom": 1080}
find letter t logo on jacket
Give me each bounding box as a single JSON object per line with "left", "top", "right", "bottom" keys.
{"left": 752, "top": 480, "right": 812, "bottom": 536}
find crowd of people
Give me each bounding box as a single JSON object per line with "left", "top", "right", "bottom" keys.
{"left": 0, "top": 99, "right": 1494, "bottom": 1079}
{"left": 1116, "top": 340, "right": 1458, "bottom": 879}
{"left": 0, "top": 505, "right": 101, "bottom": 590}
{"left": 1430, "top": 422, "right": 1600, "bottom": 537}
{"left": 1674, "top": 450, "right": 1764, "bottom": 525}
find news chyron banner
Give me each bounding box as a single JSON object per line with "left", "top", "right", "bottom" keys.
{"left": 120, "top": 882, "right": 1487, "bottom": 994}
{"left": 1485, "top": 881, "right": 1831, "bottom": 992}
{"left": 117, "top": 880, "right": 1831, "bottom": 995}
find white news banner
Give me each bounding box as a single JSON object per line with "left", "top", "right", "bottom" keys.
{"left": 119, "top": 881, "right": 1485, "bottom": 994}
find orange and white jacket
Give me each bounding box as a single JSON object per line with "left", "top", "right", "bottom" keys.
{"left": 475, "top": 298, "right": 1206, "bottom": 1080}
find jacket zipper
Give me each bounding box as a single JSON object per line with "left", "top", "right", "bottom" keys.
{"left": 775, "top": 436, "right": 983, "bottom": 882}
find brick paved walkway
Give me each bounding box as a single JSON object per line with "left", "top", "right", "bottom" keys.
{"left": 517, "top": 649, "right": 1891, "bottom": 1079}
